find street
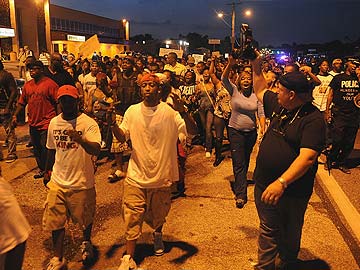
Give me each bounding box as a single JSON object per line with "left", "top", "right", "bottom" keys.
{"left": 1, "top": 123, "right": 359, "bottom": 269}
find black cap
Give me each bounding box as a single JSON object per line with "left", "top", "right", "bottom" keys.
{"left": 278, "top": 71, "right": 312, "bottom": 94}
{"left": 28, "top": 60, "right": 44, "bottom": 69}
{"left": 346, "top": 57, "right": 360, "bottom": 66}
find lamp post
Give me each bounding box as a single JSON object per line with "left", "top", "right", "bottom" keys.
{"left": 122, "top": 19, "right": 129, "bottom": 51}
{"left": 217, "top": 3, "right": 252, "bottom": 51}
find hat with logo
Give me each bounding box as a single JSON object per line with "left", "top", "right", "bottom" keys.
{"left": 57, "top": 85, "right": 79, "bottom": 100}
{"left": 279, "top": 71, "right": 313, "bottom": 94}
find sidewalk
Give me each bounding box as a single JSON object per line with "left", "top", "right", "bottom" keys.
{"left": 0, "top": 123, "right": 37, "bottom": 180}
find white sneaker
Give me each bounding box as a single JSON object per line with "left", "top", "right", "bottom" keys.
{"left": 118, "top": 254, "right": 137, "bottom": 270}
{"left": 153, "top": 232, "right": 165, "bottom": 256}
{"left": 205, "top": 151, "right": 211, "bottom": 158}
{"left": 46, "top": 257, "right": 67, "bottom": 270}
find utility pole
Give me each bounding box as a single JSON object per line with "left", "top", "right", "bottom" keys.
{"left": 231, "top": 2, "right": 235, "bottom": 51}
{"left": 226, "top": 1, "right": 241, "bottom": 51}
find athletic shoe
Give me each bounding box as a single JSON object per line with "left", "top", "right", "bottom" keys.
{"left": 235, "top": 198, "right": 247, "bottom": 209}
{"left": 213, "top": 155, "right": 225, "bottom": 167}
{"left": 46, "top": 257, "right": 67, "bottom": 270}
{"left": 34, "top": 170, "right": 45, "bottom": 179}
{"left": 5, "top": 154, "right": 17, "bottom": 163}
{"left": 108, "top": 170, "right": 126, "bottom": 183}
{"left": 153, "top": 232, "right": 165, "bottom": 256}
{"left": 117, "top": 254, "right": 137, "bottom": 270}
{"left": 81, "top": 241, "right": 94, "bottom": 265}
{"left": 338, "top": 165, "right": 351, "bottom": 174}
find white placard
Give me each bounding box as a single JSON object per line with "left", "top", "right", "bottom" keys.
{"left": 0, "top": 28, "right": 15, "bottom": 37}
{"left": 67, "top": 35, "right": 86, "bottom": 42}
{"left": 159, "top": 48, "right": 183, "bottom": 58}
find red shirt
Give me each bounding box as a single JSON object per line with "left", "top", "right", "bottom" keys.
{"left": 18, "top": 76, "right": 58, "bottom": 130}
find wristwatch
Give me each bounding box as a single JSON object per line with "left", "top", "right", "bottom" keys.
{"left": 278, "top": 177, "right": 288, "bottom": 189}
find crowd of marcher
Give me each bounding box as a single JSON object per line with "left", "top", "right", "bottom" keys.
{"left": 0, "top": 44, "right": 359, "bottom": 270}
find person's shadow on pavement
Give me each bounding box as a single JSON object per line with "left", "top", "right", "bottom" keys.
{"left": 106, "top": 232, "right": 198, "bottom": 265}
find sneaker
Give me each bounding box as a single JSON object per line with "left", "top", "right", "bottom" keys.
{"left": 118, "top": 254, "right": 137, "bottom": 270}
{"left": 5, "top": 154, "right": 17, "bottom": 163}
{"left": 235, "top": 198, "right": 247, "bottom": 209}
{"left": 81, "top": 241, "right": 94, "bottom": 265}
{"left": 338, "top": 165, "right": 351, "bottom": 174}
{"left": 26, "top": 141, "right": 33, "bottom": 148}
{"left": 153, "top": 232, "right": 165, "bottom": 256}
{"left": 108, "top": 170, "right": 126, "bottom": 183}
{"left": 46, "top": 257, "right": 67, "bottom": 270}
{"left": 213, "top": 155, "right": 225, "bottom": 167}
{"left": 34, "top": 170, "right": 45, "bottom": 179}
{"left": 205, "top": 151, "right": 211, "bottom": 158}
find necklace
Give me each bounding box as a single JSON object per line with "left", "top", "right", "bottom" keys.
{"left": 272, "top": 105, "right": 304, "bottom": 136}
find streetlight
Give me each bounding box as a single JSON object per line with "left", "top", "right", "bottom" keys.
{"left": 216, "top": 5, "right": 253, "bottom": 51}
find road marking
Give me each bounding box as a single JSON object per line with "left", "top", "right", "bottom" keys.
{"left": 317, "top": 167, "right": 360, "bottom": 243}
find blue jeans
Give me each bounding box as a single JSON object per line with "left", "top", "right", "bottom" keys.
{"left": 228, "top": 127, "right": 257, "bottom": 200}
{"left": 254, "top": 185, "right": 310, "bottom": 270}
{"left": 199, "top": 109, "right": 214, "bottom": 152}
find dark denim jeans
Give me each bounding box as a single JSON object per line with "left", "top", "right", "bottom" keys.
{"left": 254, "top": 185, "right": 310, "bottom": 270}
{"left": 29, "top": 126, "right": 48, "bottom": 171}
{"left": 228, "top": 127, "right": 257, "bottom": 200}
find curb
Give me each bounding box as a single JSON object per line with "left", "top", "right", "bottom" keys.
{"left": 316, "top": 164, "right": 360, "bottom": 245}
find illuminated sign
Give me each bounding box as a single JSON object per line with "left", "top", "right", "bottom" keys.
{"left": 0, "top": 28, "right": 15, "bottom": 38}
{"left": 67, "top": 35, "right": 86, "bottom": 42}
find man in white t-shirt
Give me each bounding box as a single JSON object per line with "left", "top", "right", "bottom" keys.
{"left": 43, "top": 85, "right": 101, "bottom": 270}
{"left": 110, "top": 73, "right": 197, "bottom": 270}
{"left": 0, "top": 165, "right": 31, "bottom": 270}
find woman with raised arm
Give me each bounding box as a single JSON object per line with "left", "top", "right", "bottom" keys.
{"left": 222, "top": 55, "right": 265, "bottom": 209}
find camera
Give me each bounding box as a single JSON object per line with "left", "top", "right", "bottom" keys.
{"left": 231, "top": 24, "right": 257, "bottom": 60}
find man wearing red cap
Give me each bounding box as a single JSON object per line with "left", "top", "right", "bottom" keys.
{"left": 12, "top": 60, "right": 59, "bottom": 179}
{"left": 43, "top": 85, "right": 101, "bottom": 270}
{"left": 110, "top": 73, "right": 197, "bottom": 270}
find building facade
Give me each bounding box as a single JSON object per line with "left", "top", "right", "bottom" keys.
{"left": 0, "top": 0, "right": 127, "bottom": 59}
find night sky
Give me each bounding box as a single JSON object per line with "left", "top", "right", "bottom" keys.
{"left": 52, "top": 0, "right": 359, "bottom": 47}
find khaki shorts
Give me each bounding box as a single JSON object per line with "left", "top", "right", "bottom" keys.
{"left": 43, "top": 181, "right": 96, "bottom": 231}
{"left": 122, "top": 181, "right": 171, "bottom": 241}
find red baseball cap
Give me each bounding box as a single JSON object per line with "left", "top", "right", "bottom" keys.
{"left": 57, "top": 85, "right": 79, "bottom": 100}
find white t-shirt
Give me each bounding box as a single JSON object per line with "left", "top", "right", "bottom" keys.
{"left": 0, "top": 177, "right": 31, "bottom": 255}
{"left": 120, "top": 102, "right": 187, "bottom": 189}
{"left": 312, "top": 74, "right": 334, "bottom": 111}
{"left": 46, "top": 113, "right": 101, "bottom": 190}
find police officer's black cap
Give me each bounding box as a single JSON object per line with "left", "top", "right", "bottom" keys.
{"left": 279, "top": 71, "right": 313, "bottom": 94}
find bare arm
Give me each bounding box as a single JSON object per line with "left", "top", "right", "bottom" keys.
{"left": 300, "top": 66, "right": 321, "bottom": 86}
{"left": 209, "top": 56, "right": 221, "bottom": 88}
{"left": 261, "top": 148, "right": 319, "bottom": 205}
{"left": 325, "top": 87, "right": 333, "bottom": 123}
{"left": 251, "top": 53, "right": 268, "bottom": 103}
{"left": 67, "top": 129, "right": 101, "bottom": 156}
{"left": 170, "top": 93, "right": 198, "bottom": 135}
{"left": 5, "top": 74, "right": 17, "bottom": 111}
